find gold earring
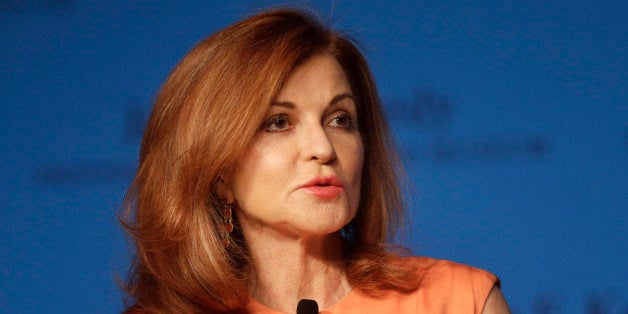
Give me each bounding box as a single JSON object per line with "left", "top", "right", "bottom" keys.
{"left": 220, "top": 201, "right": 234, "bottom": 248}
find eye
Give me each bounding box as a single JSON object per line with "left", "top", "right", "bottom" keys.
{"left": 328, "top": 112, "right": 356, "bottom": 130}
{"left": 264, "top": 114, "right": 291, "bottom": 132}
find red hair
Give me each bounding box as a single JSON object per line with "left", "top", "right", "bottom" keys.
{"left": 119, "top": 8, "right": 418, "bottom": 313}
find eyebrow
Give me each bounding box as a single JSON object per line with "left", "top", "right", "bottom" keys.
{"left": 271, "top": 93, "right": 355, "bottom": 109}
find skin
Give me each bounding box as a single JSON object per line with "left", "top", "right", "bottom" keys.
{"left": 482, "top": 285, "right": 511, "bottom": 313}
{"left": 225, "top": 54, "right": 363, "bottom": 312}
{"left": 223, "top": 53, "right": 511, "bottom": 313}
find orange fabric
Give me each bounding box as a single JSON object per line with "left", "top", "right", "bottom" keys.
{"left": 244, "top": 257, "right": 499, "bottom": 314}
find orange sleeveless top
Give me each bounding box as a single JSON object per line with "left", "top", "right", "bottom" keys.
{"left": 244, "top": 257, "right": 499, "bottom": 314}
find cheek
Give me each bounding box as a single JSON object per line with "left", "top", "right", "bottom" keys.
{"left": 230, "top": 142, "right": 293, "bottom": 202}
{"left": 355, "top": 145, "right": 365, "bottom": 193}
{"left": 344, "top": 141, "right": 364, "bottom": 222}
{"left": 356, "top": 140, "right": 365, "bottom": 173}
{"left": 351, "top": 136, "right": 365, "bottom": 175}
{"left": 338, "top": 137, "right": 364, "bottom": 198}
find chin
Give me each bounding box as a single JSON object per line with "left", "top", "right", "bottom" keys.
{"left": 293, "top": 212, "right": 355, "bottom": 236}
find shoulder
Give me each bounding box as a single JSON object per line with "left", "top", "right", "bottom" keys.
{"left": 122, "top": 306, "right": 147, "bottom": 314}
{"left": 338, "top": 256, "right": 500, "bottom": 313}
{"left": 398, "top": 256, "right": 500, "bottom": 313}
{"left": 407, "top": 256, "right": 498, "bottom": 286}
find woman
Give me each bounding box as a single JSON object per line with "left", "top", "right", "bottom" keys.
{"left": 120, "top": 8, "right": 510, "bottom": 313}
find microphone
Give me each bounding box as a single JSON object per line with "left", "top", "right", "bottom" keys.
{"left": 297, "top": 299, "right": 319, "bottom": 314}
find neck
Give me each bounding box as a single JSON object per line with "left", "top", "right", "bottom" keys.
{"left": 241, "top": 225, "right": 352, "bottom": 312}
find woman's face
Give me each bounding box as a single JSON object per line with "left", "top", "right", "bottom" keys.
{"left": 226, "top": 54, "right": 364, "bottom": 238}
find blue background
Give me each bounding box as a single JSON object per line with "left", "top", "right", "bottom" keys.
{"left": 1, "top": 1, "right": 626, "bottom": 313}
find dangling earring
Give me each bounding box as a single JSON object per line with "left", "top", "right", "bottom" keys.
{"left": 220, "top": 201, "right": 234, "bottom": 248}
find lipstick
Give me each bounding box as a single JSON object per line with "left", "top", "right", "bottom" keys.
{"left": 299, "top": 175, "right": 344, "bottom": 200}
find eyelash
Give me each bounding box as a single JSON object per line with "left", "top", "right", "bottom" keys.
{"left": 264, "top": 114, "right": 290, "bottom": 132}
{"left": 262, "top": 112, "right": 357, "bottom": 133}
{"left": 329, "top": 112, "right": 356, "bottom": 130}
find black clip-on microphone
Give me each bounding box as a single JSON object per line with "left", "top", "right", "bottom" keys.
{"left": 296, "top": 299, "right": 319, "bottom": 314}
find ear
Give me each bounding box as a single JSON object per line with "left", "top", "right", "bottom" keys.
{"left": 215, "top": 178, "right": 235, "bottom": 204}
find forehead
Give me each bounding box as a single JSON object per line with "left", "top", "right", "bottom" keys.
{"left": 275, "top": 54, "right": 353, "bottom": 104}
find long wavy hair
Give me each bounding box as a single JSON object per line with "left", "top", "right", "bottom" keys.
{"left": 119, "top": 8, "right": 418, "bottom": 313}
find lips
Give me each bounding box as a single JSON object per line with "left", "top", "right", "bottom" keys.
{"left": 299, "top": 175, "right": 345, "bottom": 200}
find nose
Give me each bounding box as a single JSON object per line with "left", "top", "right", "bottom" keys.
{"left": 300, "top": 124, "right": 336, "bottom": 164}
